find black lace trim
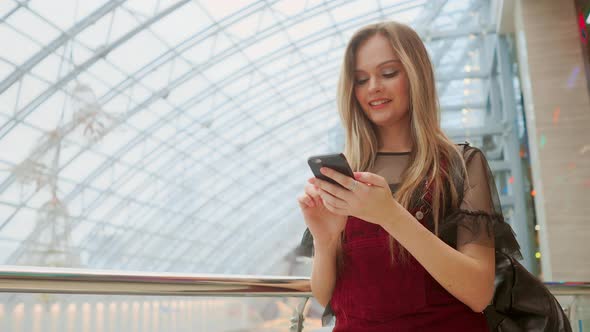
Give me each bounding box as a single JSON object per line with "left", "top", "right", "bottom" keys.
{"left": 455, "top": 209, "right": 504, "bottom": 220}
{"left": 438, "top": 209, "right": 522, "bottom": 260}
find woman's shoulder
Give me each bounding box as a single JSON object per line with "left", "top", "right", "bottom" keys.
{"left": 455, "top": 141, "right": 472, "bottom": 153}
{"left": 454, "top": 141, "right": 484, "bottom": 162}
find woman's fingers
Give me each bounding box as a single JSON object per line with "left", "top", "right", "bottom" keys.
{"left": 318, "top": 187, "right": 347, "bottom": 209}
{"left": 353, "top": 172, "right": 387, "bottom": 188}
{"left": 304, "top": 183, "right": 323, "bottom": 204}
{"left": 306, "top": 178, "right": 351, "bottom": 213}
{"left": 304, "top": 182, "right": 319, "bottom": 195}
{"left": 302, "top": 183, "right": 325, "bottom": 208}
{"left": 318, "top": 167, "right": 358, "bottom": 191}
{"left": 296, "top": 196, "right": 306, "bottom": 207}
{"left": 305, "top": 195, "right": 315, "bottom": 207}
{"left": 323, "top": 197, "right": 347, "bottom": 215}
{"left": 309, "top": 177, "right": 354, "bottom": 201}
{"left": 297, "top": 193, "right": 315, "bottom": 208}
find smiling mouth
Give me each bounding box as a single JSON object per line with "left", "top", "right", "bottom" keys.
{"left": 369, "top": 99, "right": 392, "bottom": 107}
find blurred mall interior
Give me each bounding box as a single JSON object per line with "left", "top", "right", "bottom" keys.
{"left": 0, "top": 0, "right": 589, "bottom": 331}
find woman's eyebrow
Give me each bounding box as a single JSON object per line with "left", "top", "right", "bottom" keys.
{"left": 354, "top": 59, "right": 401, "bottom": 72}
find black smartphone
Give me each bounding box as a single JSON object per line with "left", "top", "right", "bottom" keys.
{"left": 307, "top": 153, "right": 355, "bottom": 188}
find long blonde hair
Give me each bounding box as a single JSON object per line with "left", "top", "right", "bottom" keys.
{"left": 337, "top": 21, "right": 468, "bottom": 261}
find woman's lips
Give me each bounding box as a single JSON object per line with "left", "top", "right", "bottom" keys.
{"left": 369, "top": 99, "right": 391, "bottom": 109}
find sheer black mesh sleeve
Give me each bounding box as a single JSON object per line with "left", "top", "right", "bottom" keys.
{"left": 438, "top": 145, "right": 522, "bottom": 259}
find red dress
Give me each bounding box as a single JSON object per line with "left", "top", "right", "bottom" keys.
{"left": 330, "top": 215, "right": 490, "bottom": 332}
{"left": 307, "top": 145, "right": 520, "bottom": 331}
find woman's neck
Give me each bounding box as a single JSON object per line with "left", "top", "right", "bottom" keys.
{"left": 376, "top": 121, "right": 413, "bottom": 153}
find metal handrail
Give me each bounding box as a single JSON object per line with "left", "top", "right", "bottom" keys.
{"left": 0, "top": 265, "right": 314, "bottom": 332}
{"left": 544, "top": 282, "right": 590, "bottom": 296}
{"left": 1, "top": 265, "right": 589, "bottom": 331}
{"left": 0, "top": 265, "right": 312, "bottom": 297}
{"left": 1, "top": 265, "right": 589, "bottom": 297}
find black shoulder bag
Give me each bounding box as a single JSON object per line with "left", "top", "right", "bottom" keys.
{"left": 483, "top": 251, "right": 572, "bottom": 332}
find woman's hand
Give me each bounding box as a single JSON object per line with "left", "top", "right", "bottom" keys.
{"left": 297, "top": 181, "right": 347, "bottom": 247}
{"left": 310, "top": 167, "right": 404, "bottom": 226}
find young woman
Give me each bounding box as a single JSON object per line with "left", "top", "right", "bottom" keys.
{"left": 297, "top": 21, "right": 521, "bottom": 331}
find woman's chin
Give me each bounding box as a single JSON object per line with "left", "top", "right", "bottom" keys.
{"left": 368, "top": 114, "right": 397, "bottom": 127}
{"left": 366, "top": 110, "right": 409, "bottom": 127}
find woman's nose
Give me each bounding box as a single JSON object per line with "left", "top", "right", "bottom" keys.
{"left": 368, "top": 78, "right": 382, "bottom": 93}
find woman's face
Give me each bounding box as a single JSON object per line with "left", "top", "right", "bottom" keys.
{"left": 353, "top": 34, "right": 410, "bottom": 127}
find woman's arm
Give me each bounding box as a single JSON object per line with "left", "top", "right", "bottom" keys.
{"left": 310, "top": 238, "right": 340, "bottom": 307}
{"left": 381, "top": 208, "right": 495, "bottom": 312}
{"left": 380, "top": 148, "right": 498, "bottom": 312}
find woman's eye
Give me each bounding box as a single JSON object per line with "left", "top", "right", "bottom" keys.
{"left": 355, "top": 78, "right": 368, "bottom": 85}
{"left": 383, "top": 71, "right": 398, "bottom": 78}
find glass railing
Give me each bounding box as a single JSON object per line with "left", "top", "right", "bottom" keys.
{"left": 0, "top": 265, "right": 588, "bottom": 331}
{"left": 545, "top": 282, "right": 590, "bottom": 332}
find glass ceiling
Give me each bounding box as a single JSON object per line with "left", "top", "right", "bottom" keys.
{"left": 0, "top": 0, "right": 497, "bottom": 275}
